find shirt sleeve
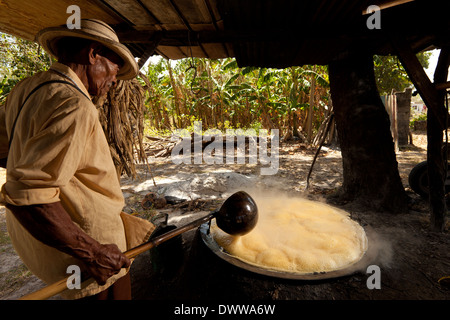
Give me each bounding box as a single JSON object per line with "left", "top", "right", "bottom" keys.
{"left": 2, "top": 95, "right": 96, "bottom": 206}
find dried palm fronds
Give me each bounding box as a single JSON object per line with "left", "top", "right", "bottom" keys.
{"left": 94, "top": 77, "right": 149, "bottom": 180}
{"left": 144, "top": 135, "right": 178, "bottom": 157}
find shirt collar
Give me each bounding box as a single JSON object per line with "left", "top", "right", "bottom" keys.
{"left": 49, "top": 62, "right": 92, "bottom": 100}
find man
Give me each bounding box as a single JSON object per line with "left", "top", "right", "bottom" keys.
{"left": 0, "top": 19, "right": 154, "bottom": 300}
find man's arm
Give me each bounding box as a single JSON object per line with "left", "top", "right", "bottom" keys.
{"left": 6, "top": 202, "right": 131, "bottom": 285}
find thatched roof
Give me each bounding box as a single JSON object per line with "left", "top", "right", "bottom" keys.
{"left": 0, "top": 0, "right": 449, "bottom": 68}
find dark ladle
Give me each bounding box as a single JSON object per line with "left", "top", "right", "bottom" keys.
{"left": 216, "top": 190, "right": 259, "bottom": 236}
{"left": 20, "top": 190, "right": 259, "bottom": 300}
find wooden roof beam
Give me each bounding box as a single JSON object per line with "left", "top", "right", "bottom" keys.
{"left": 135, "top": 0, "right": 162, "bottom": 25}
{"left": 167, "top": 0, "right": 193, "bottom": 31}
{"left": 202, "top": 0, "right": 229, "bottom": 57}
{"left": 362, "top": 0, "right": 415, "bottom": 14}
{"left": 163, "top": 0, "right": 208, "bottom": 58}
{"left": 90, "top": 0, "right": 134, "bottom": 25}
{"left": 137, "top": 33, "right": 163, "bottom": 68}
{"left": 435, "top": 81, "right": 450, "bottom": 91}
{"left": 117, "top": 29, "right": 345, "bottom": 44}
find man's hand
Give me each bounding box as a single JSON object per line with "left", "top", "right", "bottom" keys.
{"left": 6, "top": 202, "right": 130, "bottom": 285}
{"left": 83, "top": 243, "right": 131, "bottom": 285}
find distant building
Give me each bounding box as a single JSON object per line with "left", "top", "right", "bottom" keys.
{"left": 411, "top": 103, "right": 426, "bottom": 113}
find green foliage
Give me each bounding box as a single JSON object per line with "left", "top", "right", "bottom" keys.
{"left": 410, "top": 112, "right": 427, "bottom": 129}
{"left": 143, "top": 57, "right": 330, "bottom": 138}
{"left": 374, "top": 52, "right": 431, "bottom": 95}
{"left": 0, "top": 33, "right": 53, "bottom": 103}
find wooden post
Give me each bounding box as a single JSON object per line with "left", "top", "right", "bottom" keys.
{"left": 384, "top": 94, "right": 399, "bottom": 152}
{"left": 392, "top": 37, "right": 449, "bottom": 232}
{"left": 396, "top": 88, "right": 412, "bottom": 146}
{"left": 429, "top": 47, "right": 450, "bottom": 232}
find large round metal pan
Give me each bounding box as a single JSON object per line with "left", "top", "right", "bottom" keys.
{"left": 200, "top": 221, "right": 370, "bottom": 280}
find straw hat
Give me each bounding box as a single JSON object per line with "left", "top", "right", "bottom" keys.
{"left": 36, "top": 19, "right": 138, "bottom": 80}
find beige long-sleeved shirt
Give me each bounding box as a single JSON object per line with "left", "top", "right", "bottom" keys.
{"left": 1, "top": 62, "right": 129, "bottom": 299}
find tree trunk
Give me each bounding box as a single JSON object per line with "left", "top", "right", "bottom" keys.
{"left": 293, "top": 111, "right": 300, "bottom": 138}
{"left": 166, "top": 60, "right": 182, "bottom": 128}
{"left": 306, "top": 72, "right": 316, "bottom": 143}
{"left": 328, "top": 52, "right": 408, "bottom": 213}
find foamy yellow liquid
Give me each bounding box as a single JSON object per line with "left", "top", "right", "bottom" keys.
{"left": 211, "top": 195, "right": 368, "bottom": 274}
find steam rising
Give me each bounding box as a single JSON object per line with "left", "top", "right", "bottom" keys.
{"left": 212, "top": 188, "right": 378, "bottom": 274}
{"left": 355, "top": 226, "right": 393, "bottom": 271}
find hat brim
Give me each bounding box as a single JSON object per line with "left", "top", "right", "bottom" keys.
{"left": 36, "top": 27, "right": 138, "bottom": 80}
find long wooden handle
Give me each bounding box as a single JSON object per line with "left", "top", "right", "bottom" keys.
{"left": 19, "top": 213, "right": 215, "bottom": 300}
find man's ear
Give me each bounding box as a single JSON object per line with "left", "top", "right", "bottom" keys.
{"left": 87, "top": 43, "right": 102, "bottom": 65}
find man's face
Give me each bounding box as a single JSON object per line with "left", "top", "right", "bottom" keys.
{"left": 87, "top": 47, "right": 123, "bottom": 97}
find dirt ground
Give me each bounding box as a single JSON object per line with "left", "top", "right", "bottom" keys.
{"left": 0, "top": 131, "right": 449, "bottom": 301}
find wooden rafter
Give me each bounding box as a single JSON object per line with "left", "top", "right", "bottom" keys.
{"left": 391, "top": 36, "right": 448, "bottom": 130}
{"left": 138, "top": 36, "right": 163, "bottom": 68}
{"left": 202, "top": 0, "right": 230, "bottom": 57}
{"left": 167, "top": 0, "right": 193, "bottom": 31}
{"left": 135, "top": 0, "right": 162, "bottom": 25}
{"left": 90, "top": 0, "right": 134, "bottom": 26}
{"left": 362, "top": 0, "right": 415, "bottom": 14}
{"left": 435, "top": 81, "right": 450, "bottom": 91}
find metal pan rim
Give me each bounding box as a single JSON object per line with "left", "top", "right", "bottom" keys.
{"left": 200, "top": 222, "right": 370, "bottom": 281}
